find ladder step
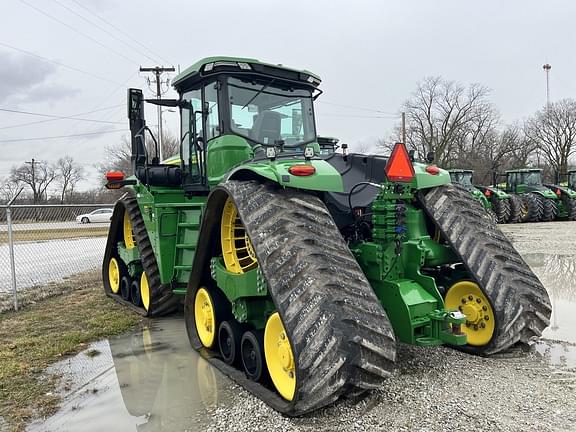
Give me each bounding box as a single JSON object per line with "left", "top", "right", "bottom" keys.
{"left": 177, "top": 222, "right": 198, "bottom": 227}
{"left": 176, "top": 243, "right": 196, "bottom": 249}
{"left": 174, "top": 265, "right": 192, "bottom": 270}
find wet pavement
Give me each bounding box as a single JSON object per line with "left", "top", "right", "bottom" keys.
{"left": 28, "top": 222, "right": 576, "bottom": 431}
{"left": 28, "top": 318, "right": 237, "bottom": 432}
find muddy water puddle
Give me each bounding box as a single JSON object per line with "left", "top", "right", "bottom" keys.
{"left": 28, "top": 318, "right": 237, "bottom": 432}
{"left": 522, "top": 252, "right": 576, "bottom": 368}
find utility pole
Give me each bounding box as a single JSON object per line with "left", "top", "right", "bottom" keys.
{"left": 401, "top": 112, "right": 406, "bottom": 145}
{"left": 139, "top": 66, "right": 175, "bottom": 161}
{"left": 543, "top": 63, "right": 551, "bottom": 109}
{"left": 25, "top": 158, "right": 36, "bottom": 203}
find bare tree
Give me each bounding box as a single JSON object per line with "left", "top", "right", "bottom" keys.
{"left": 403, "top": 77, "right": 497, "bottom": 166}
{"left": 97, "top": 131, "right": 180, "bottom": 182}
{"left": 56, "top": 156, "right": 86, "bottom": 203}
{"left": 524, "top": 98, "right": 576, "bottom": 176}
{"left": 10, "top": 160, "right": 58, "bottom": 204}
{"left": 0, "top": 177, "right": 24, "bottom": 203}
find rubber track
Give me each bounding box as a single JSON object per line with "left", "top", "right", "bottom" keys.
{"left": 507, "top": 194, "right": 525, "bottom": 223}
{"left": 540, "top": 197, "right": 557, "bottom": 222}
{"left": 567, "top": 197, "right": 576, "bottom": 220}
{"left": 522, "top": 192, "right": 543, "bottom": 222}
{"left": 419, "top": 184, "right": 551, "bottom": 355}
{"left": 215, "top": 181, "right": 396, "bottom": 414}
{"left": 103, "top": 195, "right": 179, "bottom": 317}
{"left": 492, "top": 196, "right": 511, "bottom": 224}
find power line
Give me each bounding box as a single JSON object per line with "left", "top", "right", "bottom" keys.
{"left": 51, "top": 0, "right": 162, "bottom": 65}
{"left": 0, "top": 129, "right": 127, "bottom": 143}
{"left": 69, "top": 0, "right": 173, "bottom": 66}
{"left": 19, "top": 0, "right": 140, "bottom": 65}
{"left": 317, "top": 100, "right": 398, "bottom": 115}
{"left": 0, "top": 41, "right": 123, "bottom": 86}
{"left": 0, "top": 104, "right": 124, "bottom": 130}
{"left": 0, "top": 107, "right": 124, "bottom": 128}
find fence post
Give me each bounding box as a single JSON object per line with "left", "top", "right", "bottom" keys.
{"left": 6, "top": 189, "right": 23, "bottom": 311}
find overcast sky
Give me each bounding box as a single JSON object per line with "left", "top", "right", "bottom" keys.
{"left": 1, "top": 0, "right": 575, "bottom": 190}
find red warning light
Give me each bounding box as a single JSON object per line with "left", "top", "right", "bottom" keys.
{"left": 385, "top": 143, "right": 415, "bottom": 182}
{"left": 484, "top": 190, "right": 492, "bottom": 197}
{"left": 288, "top": 164, "right": 316, "bottom": 176}
{"left": 106, "top": 171, "right": 124, "bottom": 181}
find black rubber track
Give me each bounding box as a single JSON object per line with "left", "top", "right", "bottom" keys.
{"left": 491, "top": 196, "right": 511, "bottom": 224}
{"left": 566, "top": 197, "right": 576, "bottom": 221}
{"left": 521, "top": 192, "right": 543, "bottom": 222}
{"left": 419, "top": 183, "right": 551, "bottom": 355}
{"left": 507, "top": 194, "right": 526, "bottom": 223}
{"left": 102, "top": 195, "right": 180, "bottom": 317}
{"left": 185, "top": 180, "right": 396, "bottom": 415}
{"left": 540, "top": 197, "right": 557, "bottom": 222}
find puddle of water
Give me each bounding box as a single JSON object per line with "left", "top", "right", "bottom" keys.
{"left": 29, "top": 317, "right": 236, "bottom": 432}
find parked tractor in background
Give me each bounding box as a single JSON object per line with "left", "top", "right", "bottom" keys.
{"left": 448, "top": 169, "right": 515, "bottom": 223}
{"left": 102, "top": 56, "right": 551, "bottom": 415}
{"left": 569, "top": 170, "right": 576, "bottom": 191}
{"left": 542, "top": 171, "right": 576, "bottom": 220}
{"left": 503, "top": 169, "right": 558, "bottom": 222}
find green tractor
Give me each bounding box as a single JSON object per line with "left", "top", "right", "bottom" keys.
{"left": 103, "top": 56, "right": 551, "bottom": 415}
{"left": 448, "top": 169, "right": 514, "bottom": 224}
{"left": 542, "top": 172, "right": 576, "bottom": 220}
{"left": 504, "top": 169, "right": 558, "bottom": 222}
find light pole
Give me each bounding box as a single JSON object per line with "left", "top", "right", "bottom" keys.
{"left": 543, "top": 63, "right": 551, "bottom": 109}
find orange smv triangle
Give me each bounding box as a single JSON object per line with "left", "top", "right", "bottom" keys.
{"left": 385, "top": 143, "right": 415, "bottom": 182}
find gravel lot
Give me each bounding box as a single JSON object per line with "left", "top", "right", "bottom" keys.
{"left": 32, "top": 222, "right": 576, "bottom": 432}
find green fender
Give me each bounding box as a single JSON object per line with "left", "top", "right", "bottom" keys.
{"left": 227, "top": 159, "right": 344, "bottom": 192}
{"left": 531, "top": 189, "right": 558, "bottom": 200}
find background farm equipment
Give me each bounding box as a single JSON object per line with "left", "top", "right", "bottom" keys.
{"left": 502, "top": 169, "right": 559, "bottom": 222}
{"left": 102, "top": 56, "right": 551, "bottom": 415}
{"left": 448, "top": 169, "right": 513, "bottom": 223}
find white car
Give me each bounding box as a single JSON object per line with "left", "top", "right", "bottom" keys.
{"left": 76, "top": 208, "right": 113, "bottom": 224}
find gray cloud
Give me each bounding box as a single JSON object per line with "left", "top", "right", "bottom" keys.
{"left": 0, "top": 50, "right": 79, "bottom": 104}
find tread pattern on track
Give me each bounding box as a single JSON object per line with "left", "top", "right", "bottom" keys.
{"left": 419, "top": 183, "right": 551, "bottom": 355}
{"left": 103, "top": 195, "right": 179, "bottom": 317}
{"left": 221, "top": 180, "right": 397, "bottom": 414}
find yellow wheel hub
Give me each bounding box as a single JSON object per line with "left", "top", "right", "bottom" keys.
{"left": 445, "top": 281, "right": 495, "bottom": 346}
{"left": 108, "top": 257, "right": 120, "bottom": 294}
{"left": 140, "top": 272, "right": 150, "bottom": 311}
{"left": 195, "top": 288, "right": 216, "bottom": 348}
{"left": 264, "top": 312, "right": 296, "bottom": 401}
{"left": 123, "top": 209, "right": 135, "bottom": 250}
{"left": 221, "top": 198, "right": 257, "bottom": 274}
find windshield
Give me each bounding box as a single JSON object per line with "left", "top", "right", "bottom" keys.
{"left": 569, "top": 172, "right": 576, "bottom": 188}
{"left": 521, "top": 171, "right": 541, "bottom": 186}
{"left": 451, "top": 172, "right": 473, "bottom": 186}
{"left": 227, "top": 77, "right": 316, "bottom": 147}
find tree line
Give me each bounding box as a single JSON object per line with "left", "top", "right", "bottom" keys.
{"left": 378, "top": 76, "right": 576, "bottom": 184}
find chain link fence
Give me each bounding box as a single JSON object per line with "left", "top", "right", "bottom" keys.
{"left": 0, "top": 203, "right": 115, "bottom": 312}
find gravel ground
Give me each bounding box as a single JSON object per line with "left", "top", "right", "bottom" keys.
{"left": 204, "top": 343, "right": 576, "bottom": 432}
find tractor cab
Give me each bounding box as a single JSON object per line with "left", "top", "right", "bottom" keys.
{"left": 124, "top": 56, "right": 322, "bottom": 194}
{"left": 569, "top": 170, "right": 576, "bottom": 191}
{"left": 505, "top": 169, "right": 546, "bottom": 194}
{"left": 449, "top": 169, "right": 474, "bottom": 190}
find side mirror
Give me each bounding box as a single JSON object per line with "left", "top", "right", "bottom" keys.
{"left": 128, "top": 88, "right": 145, "bottom": 121}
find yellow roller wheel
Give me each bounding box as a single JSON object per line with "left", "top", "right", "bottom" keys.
{"left": 221, "top": 198, "right": 257, "bottom": 274}
{"left": 445, "top": 281, "right": 495, "bottom": 346}
{"left": 264, "top": 312, "right": 296, "bottom": 401}
{"left": 108, "top": 257, "right": 120, "bottom": 294}
{"left": 123, "top": 209, "right": 135, "bottom": 250}
{"left": 195, "top": 288, "right": 216, "bottom": 348}
{"left": 140, "top": 272, "right": 150, "bottom": 311}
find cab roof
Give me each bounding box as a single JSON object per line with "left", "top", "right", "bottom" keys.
{"left": 505, "top": 168, "right": 542, "bottom": 173}
{"left": 172, "top": 56, "right": 321, "bottom": 91}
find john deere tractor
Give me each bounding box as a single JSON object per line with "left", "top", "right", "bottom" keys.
{"left": 542, "top": 172, "right": 576, "bottom": 220}
{"left": 504, "top": 169, "right": 558, "bottom": 222}
{"left": 103, "top": 56, "right": 551, "bottom": 415}
{"left": 448, "top": 169, "right": 513, "bottom": 223}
